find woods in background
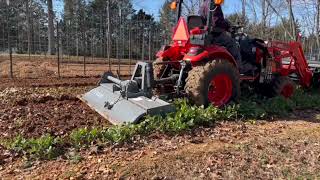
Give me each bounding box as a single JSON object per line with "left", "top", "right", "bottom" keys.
{"left": 0, "top": 0, "right": 320, "bottom": 60}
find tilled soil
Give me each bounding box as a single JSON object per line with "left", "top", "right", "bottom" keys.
{"left": 0, "top": 95, "right": 106, "bottom": 138}
{"left": 0, "top": 78, "right": 108, "bottom": 138}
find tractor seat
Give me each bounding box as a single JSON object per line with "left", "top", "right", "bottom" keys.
{"left": 188, "top": 15, "right": 206, "bottom": 34}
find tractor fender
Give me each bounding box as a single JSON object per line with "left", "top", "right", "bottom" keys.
{"left": 184, "top": 45, "right": 238, "bottom": 68}
{"left": 206, "top": 45, "right": 238, "bottom": 68}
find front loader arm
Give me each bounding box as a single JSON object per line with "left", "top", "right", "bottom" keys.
{"left": 269, "top": 41, "right": 313, "bottom": 88}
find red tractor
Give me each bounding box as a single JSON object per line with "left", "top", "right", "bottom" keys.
{"left": 153, "top": 0, "right": 315, "bottom": 107}
{"left": 81, "top": 0, "right": 320, "bottom": 124}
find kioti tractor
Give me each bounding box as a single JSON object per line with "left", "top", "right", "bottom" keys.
{"left": 81, "top": 0, "right": 320, "bottom": 125}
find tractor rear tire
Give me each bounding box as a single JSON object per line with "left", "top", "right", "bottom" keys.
{"left": 271, "top": 76, "right": 295, "bottom": 98}
{"left": 185, "top": 59, "right": 240, "bottom": 107}
{"left": 153, "top": 58, "right": 170, "bottom": 79}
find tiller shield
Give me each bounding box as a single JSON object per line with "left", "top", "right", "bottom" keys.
{"left": 80, "top": 62, "right": 175, "bottom": 125}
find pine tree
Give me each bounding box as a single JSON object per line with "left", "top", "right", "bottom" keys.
{"left": 159, "top": 0, "right": 176, "bottom": 44}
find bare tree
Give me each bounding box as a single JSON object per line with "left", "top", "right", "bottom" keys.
{"left": 265, "top": 0, "right": 295, "bottom": 40}
{"left": 181, "top": 0, "right": 201, "bottom": 16}
{"left": 286, "top": 0, "right": 296, "bottom": 39}
{"left": 241, "top": 0, "right": 246, "bottom": 24}
{"left": 316, "top": 0, "right": 320, "bottom": 50}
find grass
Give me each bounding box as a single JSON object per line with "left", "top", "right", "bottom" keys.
{"left": 2, "top": 89, "right": 320, "bottom": 160}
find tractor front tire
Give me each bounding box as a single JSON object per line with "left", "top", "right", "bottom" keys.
{"left": 185, "top": 59, "right": 240, "bottom": 107}
{"left": 271, "top": 76, "right": 295, "bottom": 98}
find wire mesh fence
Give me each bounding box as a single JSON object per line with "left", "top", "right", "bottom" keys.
{"left": 0, "top": 13, "right": 169, "bottom": 79}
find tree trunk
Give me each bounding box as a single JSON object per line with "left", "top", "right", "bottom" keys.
{"left": 261, "top": 0, "right": 267, "bottom": 38}
{"left": 316, "top": 0, "right": 320, "bottom": 57}
{"left": 47, "top": 0, "right": 55, "bottom": 55}
{"left": 287, "top": 0, "right": 296, "bottom": 40}
{"left": 265, "top": 0, "right": 294, "bottom": 40}
{"left": 241, "top": 0, "right": 246, "bottom": 24}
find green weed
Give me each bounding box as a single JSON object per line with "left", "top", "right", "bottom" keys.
{"left": 70, "top": 127, "right": 102, "bottom": 147}
{"left": 5, "top": 135, "right": 62, "bottom": 160}
{"left": 292, "top": 89, "right": 320, "bottom": 109}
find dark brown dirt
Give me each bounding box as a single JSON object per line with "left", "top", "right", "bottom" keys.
{"left": 0, "top": 95, "right": 106, "bottom": 138}
{"left": 0, "top": 77, "right": 111, "bottom": 139}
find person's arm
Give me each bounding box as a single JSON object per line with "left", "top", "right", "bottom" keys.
{"left": 212, "top": 5, "right": 224, "bottom": 24}
{"left": 212, "top": 5, "right": 230, "bottom": 31}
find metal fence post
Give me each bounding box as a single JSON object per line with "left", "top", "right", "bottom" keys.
{"left": 107, "top": 0, "right": 111, "bottom": 71}
{"left": 148, "top": 28, "right": 151, "bottom": 62}
{"left": 7, "top": 1, "right": 13, "bottom": 79}
{"left": 9, "top": 44, "right": 13, "bottom": 79}
{"left": 57, "top": 21, "right": 61, "bottom": 78}
{"left": 129, "top": 22, "right": 132, "bottom": 74}
{"left": 117, "top": 7, "right": 121, "bottom": 76}
{"left": 84, "top": 33, "right": 86, "bottom": 76}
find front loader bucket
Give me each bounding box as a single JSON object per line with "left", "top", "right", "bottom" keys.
{"left": 80, "top": 83, "right": 174, "bottom": 125}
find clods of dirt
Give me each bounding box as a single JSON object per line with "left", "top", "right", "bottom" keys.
{"left": 0, "top": 91, "right": 108, "bottom": 138}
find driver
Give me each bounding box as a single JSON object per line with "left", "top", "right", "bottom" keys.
{"left": 199, "top": 0, "right": 252, "bottom": 73}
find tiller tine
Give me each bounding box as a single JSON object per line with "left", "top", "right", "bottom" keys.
{"left": 80, "top": 62, "right": 175, "bottom": 125}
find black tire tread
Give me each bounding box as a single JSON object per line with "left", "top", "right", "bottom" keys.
{"left": 185, "top": 59, "right": 240, "bottom": 107}
{"left": 271, "top": 76, "right": 295, "bottom": 97}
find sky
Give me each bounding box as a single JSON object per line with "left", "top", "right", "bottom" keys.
{"left": 54, "top": 0, "right": 242, "bottom": 20}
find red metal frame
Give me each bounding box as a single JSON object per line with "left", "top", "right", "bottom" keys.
{"left": 268, "top": 41, "right": 313, "bottom": 88}
{"left": 156, "top": 17, "right": 237, "bottom": 70}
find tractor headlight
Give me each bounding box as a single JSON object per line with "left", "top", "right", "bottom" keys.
{"left": 187, "top": 47, "right": 204, "bottom": 56}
